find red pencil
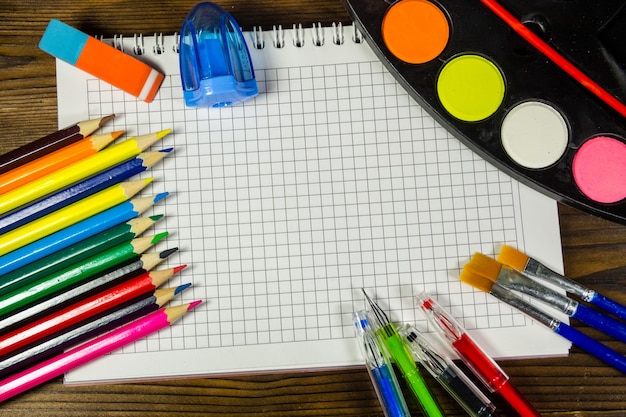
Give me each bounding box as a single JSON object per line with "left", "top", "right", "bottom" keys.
{"left": 0, "top": 266, "right": 186, "bottom": 357}
{"left": 0, "top": 301, "right": 201, "bottom": 402}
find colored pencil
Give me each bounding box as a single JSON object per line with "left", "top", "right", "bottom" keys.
{"left": 0, "top": 265, "right": 186, "bottom": 357}
{"left": 0, "top": 301, "right": 201, "bottom": 402}
{"left": 0, "top": 249, "right": 179, "bottom": 332}
{"left": 0, "top": 233, "right": 168, "bottom": 318}
{"left": 0, "top": 178, "right": 152, "bottom": 257}
{"left": 0, "top": 283, "right": 191, "bottom": 378}
{"left": 0, "top": 149, "right": 171, "bottom": 234}
{"left": 0, "top": 193, "right": 168, "bottom": 276}
{"left": 0, "top": 129, "right": 170, "bottom": 215}
{"left": 0, "top": 131, "right": 123, "bottom": 196}
{"left": 0, "top": 215, "right": 164, "bottom": 298}
{"left": 0, "top": 115, "right": 114, "bottom": 175}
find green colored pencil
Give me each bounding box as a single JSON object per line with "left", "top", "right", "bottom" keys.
{"left": 0, "top": 215, "right": 164, "bottom": 298}
{"left": 0, "top": 233, "right": 168, "bottom": 318}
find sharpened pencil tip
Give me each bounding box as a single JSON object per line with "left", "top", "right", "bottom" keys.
{"left": 188, "top": 300, "right": 203, "bottom": 311}
{"left": 151, "top": 231, "right": 169, "bottom": 244}
{"left": 173, "top": 264, "right": 188, "bottom": 274}
{"left": 156, "top": 128, "right": 172, "bottom": 139}
{"left": 149, "top": 214, "right": 164, "bottom": 221}
{"left": 175, "top": 283, "right": 192, "bottom": 295}
{"left": 111, "top": 130, "right": 125, "bottom": 139}
{"left": 159, "top": 147, "right": 174, "bottom": 153}
{"left": 159, "top": 247, "right": 178, "bottom": 258}
{"left": 100, "top": 114, "right": 115, "bottom": 126}
{"left": 154, "top": 192, "right": 169, "bottom": 203}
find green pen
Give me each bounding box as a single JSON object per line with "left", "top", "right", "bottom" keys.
{"left": 363, "top": 289, "right": 445, "bottom": 417}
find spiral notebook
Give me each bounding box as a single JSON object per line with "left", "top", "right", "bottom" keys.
{"left": 55, "top": 23, "right": 569, "bottom": 384}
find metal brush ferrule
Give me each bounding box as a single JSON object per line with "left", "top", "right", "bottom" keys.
{"left": 490, "top": 283, "right": 560, "bottom": 330}
{"left": 526, "top": 258, "right": 593, "bottom": 301}
{"left": 498, "top": 266, "right": 578, "bottom": 315}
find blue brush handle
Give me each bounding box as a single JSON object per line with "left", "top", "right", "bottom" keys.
{"left": 590, "top": 293, "right": 626, "bottom": 321}
{"left": 572, "top": 304, "right": 626, "bottom": 343}
{"left": 556, "top": 322, "right": 626, "bottom": 374}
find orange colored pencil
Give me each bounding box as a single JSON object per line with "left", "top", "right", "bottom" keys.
{"left": 0, "top": 131, "right": 123, "bottom": 195}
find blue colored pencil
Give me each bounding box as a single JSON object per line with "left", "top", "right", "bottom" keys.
{"left": 0, "top": 193, "right": 168, "bottom": 276}
{"left": 0, "top": 149, "right": 171, "bottom": 234}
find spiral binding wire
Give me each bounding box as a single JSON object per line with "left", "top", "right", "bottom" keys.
{"left": 98, "top": 22, "right": 361, "bottom": 55}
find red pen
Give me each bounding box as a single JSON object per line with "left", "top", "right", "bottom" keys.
{"left": 416, "top": 292, "right": 541, "bottom": 417}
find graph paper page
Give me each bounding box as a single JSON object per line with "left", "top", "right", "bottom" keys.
{"left": 57, "top": 26, "right": 568, "bottom": 383}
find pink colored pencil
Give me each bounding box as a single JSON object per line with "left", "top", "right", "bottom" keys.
{"left": 0, "top": 301, "right": 201, "bottom": 402}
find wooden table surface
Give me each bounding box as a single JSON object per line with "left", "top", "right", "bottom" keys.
{"left": 1, "top": 1, "right": 626, "bottom": 415}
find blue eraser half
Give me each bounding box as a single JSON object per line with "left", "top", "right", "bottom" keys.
{"left": 39, "top": 19, "right": 89, "bottom": 65}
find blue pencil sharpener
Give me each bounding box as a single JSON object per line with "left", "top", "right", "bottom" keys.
{"left": 179, "top": 2, "right": 258, "bottom": 107}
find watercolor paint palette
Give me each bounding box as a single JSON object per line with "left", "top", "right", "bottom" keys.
{"left": 343, "top": 0, "right": 626, "bottom": 224}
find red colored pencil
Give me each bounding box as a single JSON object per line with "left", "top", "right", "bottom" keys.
{"left": 0, "top": 266, "right": 186, "bottom": 357}
{"left": 0, "top": 248, "right": 178, "bottom": 333}
{"left": 0, "top": 283, "right": 191, "bottom": 378}
{"left": 0, "top": 301, "right": 201, "bottom": 402}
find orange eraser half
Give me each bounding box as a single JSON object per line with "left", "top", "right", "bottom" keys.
{"left": 39, "top": 19, "right": 164, "bottom": 103}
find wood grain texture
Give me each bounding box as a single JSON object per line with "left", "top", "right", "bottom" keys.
{"left": 0, "top": 1, "right": 625, "bottom": 415}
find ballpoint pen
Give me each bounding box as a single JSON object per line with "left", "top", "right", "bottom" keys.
{"left": 362, "top": 289, "right": 445, "bottom": 417}
{"left": 399, "top": 323, "right": 500, "bottom": 417}
{"left": 354, "top": 310, "right": 412, "bottom": 417}
{"left": 416, "top": 292, "right": 541, "bottom": 417}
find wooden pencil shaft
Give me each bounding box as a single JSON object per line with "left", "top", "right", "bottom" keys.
{"left": 0, "top": 249, "right": 176, "bottom": 333}
{"left": 0, "top": 195, "right": 165, "bottom": 277}
{"left": 0, "top": 266, "right": 177, "bottom": 357}
{"left": 0, "top": 131, "right": 122, "bottom": 196}
{"left": 0, "top": 130, "right": 165, "bottom": 215}
{"left": 0, "top": 302, "right": 197, "bottom": 402}
{"left": 0, "top": 236, "right": 158, "bottom": 318}
{"left": 0, "top": 115, "right": 114, "bottom": 175}
{"left": 0, "top": 151, "right": 169, "bottom": 234}
{"left": 0, "top": 299, "right": 158, "bottom": 379}
{"left": 0, "top": 179, "right": 150, "bottom": 257}
{"left": 0, "top": 283, "right": 186, "bottom": 378}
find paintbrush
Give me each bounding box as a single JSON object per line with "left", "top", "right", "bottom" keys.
{"left": 459, "top": 269, "right": 626, "bottom": 374}
{"left": 465, "top": 252, "right": 626, "bottom": 344}
{"left": 498, "top": 244, "right": 626, "bottom": 321}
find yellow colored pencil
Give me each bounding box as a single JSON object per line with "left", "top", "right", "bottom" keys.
{"left": 0, "top": 131, "right": 123, "bottom": 196}
{"left": 0, "top": 129, "right": 170, "bottom": 215}
{"left": 0, "top": 178, "right": 152, "bottom": 257}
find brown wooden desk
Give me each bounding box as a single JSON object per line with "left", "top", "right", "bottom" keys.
{"left": 0, "top": 1, "right": 625, "bottom": 415}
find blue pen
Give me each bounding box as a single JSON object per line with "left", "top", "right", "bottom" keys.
{"left": 0, "top": 193, "right": 168, "bottom": 276}
{"left": 353, "top": 310, "right": 412, "bottom": 417}
{"left": 0, "top": 149, "right": 172, "bottom": 234}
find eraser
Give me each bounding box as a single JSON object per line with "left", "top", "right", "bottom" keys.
{"left": 40, "top": 19, "right": 164, "bottom": 103}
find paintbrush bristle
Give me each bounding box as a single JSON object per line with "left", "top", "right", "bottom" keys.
{"left": 465, "top": 252, "right": 502, "bottom": 282}
{"left": 460, "top": 267, "right": 495, "bottom": 293}
{"left": 497, "top": 245, "right": 530, "bottom": 272}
